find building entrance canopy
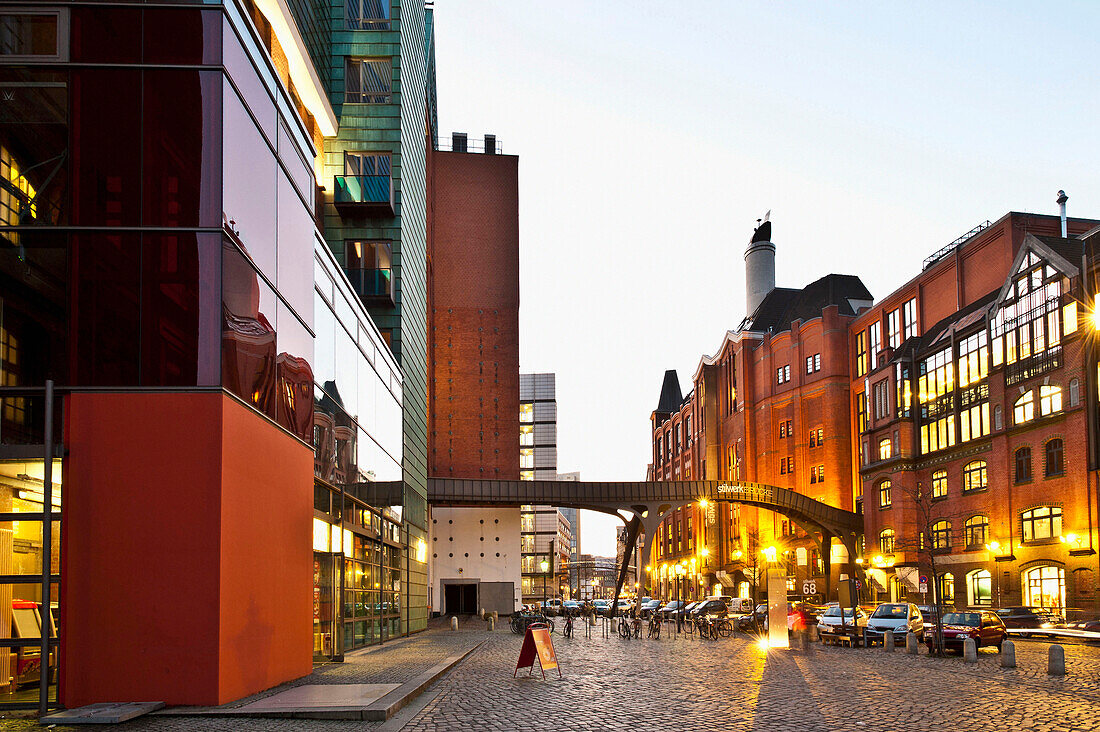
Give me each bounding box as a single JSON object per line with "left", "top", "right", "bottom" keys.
{"left": 426, "top": 478, "right": 863, "bottom": 612}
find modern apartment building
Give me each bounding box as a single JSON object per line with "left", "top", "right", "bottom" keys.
{"left": 426, "top": 132, "right": 522, "bottom": 616}
{"left": 853, "top": 211, "right": 1100, "bottom": 613}
{"left": 648, "top": 219, "right": 871, "bottom": 604}
{"left": 557, "top": 471, "right": 581, "bottom": 594}
{"left": 0, "top": 0, "right": 434, "bottom": 711}
{"left": 519, "top": 373, "right": 572, "bottom": 601}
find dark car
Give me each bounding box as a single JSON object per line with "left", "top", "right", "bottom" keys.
{"left": 995, "top": 606, "right": 1064, "bottom": 634}
{"left": 689, "top": 599, "right": 729, "bottom": 618}
{"left": 925, "top": 610, "right": 1006, "bottom": 652}
{"left": 659, "top": 600, "right": 684, "bottom": 620}
{"left": 735, "top": 603, "right": 768, "bottom": 632}
{"left": 671, "top": 601, "right": 701, "bottom": 621}
{"left": 1067, "top": 618, "right": 1100, "bottom": 633}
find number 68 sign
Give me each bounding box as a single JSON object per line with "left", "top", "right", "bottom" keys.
{"left": 802, "top": 580, "right": 817, "bottom": 596}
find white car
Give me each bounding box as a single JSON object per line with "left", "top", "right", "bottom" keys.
{"left": 864, "top": 603, "right": 923, "bottom": 644}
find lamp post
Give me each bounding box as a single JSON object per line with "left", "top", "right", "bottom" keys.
{"left": 675, "top": 562, "right": 685, "bottom": 631}
{"left": 539, "top": 558, "right": 549, "bottom": 607}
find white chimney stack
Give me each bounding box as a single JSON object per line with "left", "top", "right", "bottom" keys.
{"left": 1057, "top": 190, "right": 1068, "bottom": 237}
{"left": 745, "top": 212, "right": 775, "bottom": 317}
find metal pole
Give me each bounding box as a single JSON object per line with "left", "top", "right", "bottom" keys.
{"left": 39, "top": 379, "right": 54, "bottom": 717}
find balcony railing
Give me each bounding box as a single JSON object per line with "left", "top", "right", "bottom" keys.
{"left": 334, "top": 175, "right": 394, "bottom": 216}
{"left": 1006, "top": 345, "right": 1061, "bottom": 386}
{"left": 344, "top": 267, "right": 394, "bottom": 306}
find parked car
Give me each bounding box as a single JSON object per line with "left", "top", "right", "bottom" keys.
{"left": 735, "top": 603, "right": 768, "bottom": 632}
{"left": 727, "top": 598, "right": 756, "bottom": 615}
{"left": 689, "top": 599, "right": 730, "bottom": 618}
{"left": 659, "top": 600, "right": 684, "bottom": 619}
{"left": 864, "top": 603, "right": 924, "bottom": 645}
{"left": 540, "top": 599, "right": 563, "bottom": 616}
{"left": 592, "top": 599, "right": 611, "bottom": 616}
{"left": 925, "top": 610, "right": 1006, "bottom": 652}
{"left": 816, "top": 604, "right": 868, "bottom": 632}
{"left": 562, "top": 600, "right": 582, "bottom": 617}
{"left": 671, "top": 601, "right": 701, "bottom": 621}
{"left": 995, "top": 607, "right": 1065, "bottom": 634}
{"left": 639, "top": 599, "right": 663, "bottom": 618}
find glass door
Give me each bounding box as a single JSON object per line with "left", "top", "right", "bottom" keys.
{"left": 313, "top": 552, "right": 343, "bottom": 662}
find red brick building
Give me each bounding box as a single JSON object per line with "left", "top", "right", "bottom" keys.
{"left": 648, "top": 220, "right": 871, "bottom": 604}
{"left": 853, "top": 212, "right": 1100, "bottom": 615}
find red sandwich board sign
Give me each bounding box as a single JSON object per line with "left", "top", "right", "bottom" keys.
{"left": 514, "top": 625, "right": 561, "bottom": 679}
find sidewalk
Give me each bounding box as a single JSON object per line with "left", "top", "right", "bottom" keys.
{"left": 146, "top": 618, "right": 489, "bottom": 722}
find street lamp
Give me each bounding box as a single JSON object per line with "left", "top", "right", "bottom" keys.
{"left": 675, "top": 562, "right": 686, "bottom": 631}
{"left": 539, "top": 558, "right": 549, "bottom": 606}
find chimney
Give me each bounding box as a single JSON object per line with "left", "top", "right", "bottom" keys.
{"left": 452, "top": 132, "right": 467, "bottom": 153}
{"left": 1057, "top": 190, "right": 1068, "bottom": 237}
{"left": 745, "top": 214, "right": 775, "bottom": 317}
{"left": 484, "top": 134, "right": 496, "bottom": 154}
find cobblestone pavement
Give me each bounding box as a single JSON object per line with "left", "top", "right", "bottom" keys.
{"left": 1, "top": 623, "right": 1098, "bottom": 731}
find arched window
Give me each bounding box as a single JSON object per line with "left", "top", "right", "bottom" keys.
{"left": 962, "top": 460, "right": 987, "bottom": 493}
{"left": 1024, "top": 565, "right": 1065, "bottom": 609}
{"left": 878, "top": 438, "right": 892, "bottom": 460}
{"left": 1015, "top": 446, "right": 1032, "bottom": 483}
{"left": 1021, "top": 506, "right": 1062, "bottom": 542}
{"left": 1039, "top": 385, "right": 1063, "bottom": 416}
{"left": 963, "top": 515, "right": 989, "bottom": 548}
{"left": 968, "top": 569, "right": 992, "bottom": 606}
{"left": 879, "top": 528, "right": 895, "bottom": 554}
{"left": 1069, "top": 378, "right": 1080, "bottom": 407}
{"left": 1045, "top": 439, "right": 1064, "bottom": 476}
{"left": 931, "top": 470, "right": 947, "bottom": 498}
{"left": 937, "top": 573, "right": 955, "bottom": 603}
{"left": 878, "top": 480, "right": 892, "bottom": 509}
{"left": 1014, "top": 391, "right": 1034, "bottom": 423}
{"left": 930, "top": 520, "right": 951, "bottom": 550}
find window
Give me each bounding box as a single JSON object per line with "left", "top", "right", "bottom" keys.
{"left": 956, "top": 331, "right": 988, "bottom": 388}
{"left": 879, "top": 529, "right": 896, "bottom": 554}
{"left": 895, "top": 362, "right": 912, "bottom": 418}
{"left": 887, "top": 309, "right": 901, "bottom": 349}
{"left": 964, "top": 515, "right": 989, "bottom": 549}
{"left": 520, "top": 449, "right": 534, "bottom": 469}
{"left": 991, "top": 251, "right": 1064, "bottom": 380}
{"left": 878, "top": 438, "right": 892, "bottom": 461}
{"left": 871, "top": 379, "right": 889, "bottom": 421}
{"left": 931, "top": 469, "right": 947, "bottom": 498}
{"left": 856, "top": 330, "right": 868, "bottom": 377}
{"left": 1070, "top": 378, "right": 1080, "bottom": 407}
{"left": 775, "top": 364, "right": 790, "bottom": 384}
{"left": 937, "top": 573, "right": 955, "bottom": 603}
{"left": 813, "top": 464, "right": 824, "bottom": 483}
{"left": 520, "top": 425, "right": 533, "bottom": 446}
{"left": 878, "top": 480, "right": 892, "bottom": 509}
{"left": 779, "top": 456, "right": 793, "bottom": 474}
{"left": 1045, "top": 439, "right": 1064, "bottom": 477}
{"left": 345, "top": 58, "right": 392, "bottom": 103}
{"left": 1014, "top": 391, "right": 1034, "bottom": 424}
{"left": 1024, "top": 565, "right": 1065, "bottom": 609}
{"left": 0, "top": 12, "right": 64, "bottom": 59}
{"left": 903, "top": 298, "right": 918, "bottom": 339}
{"left": 869, "top": 321, "right": 881, "bottom": 362}
{"left": 806, "top": 353, "right": 821, "bottom": 374}
{"left": 1021, "top": 506, "right": 1062, "bottom": 542}
{"left": 856, "top": 392, "right": 868, "bottom": 433}
{"left": 809, "top": 427, "right": 824, "bottom": 447}
{"left": 962, "top": 460, "right": 987, "bottom": 493}
{"left": 779, "top": 420, "right": 792, "bottom": 438}
{"left": 345, "top": 0, "right": 390, "bottom": 29}
{"left": 1039, "top": 385, "right": 1062, "bottom": 416}
{"left": 930, "top": 521, "right": 951, "bottom": 550}
{"left": 960, "top": 402, "right": 990, "bottom": 443}
{"left": 1015, "top": 446, "right": 1032, "bottom": 483}
{"left": 344, "top": 152, "right": 391, "bottom": 178}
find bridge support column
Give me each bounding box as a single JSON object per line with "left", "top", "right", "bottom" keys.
{"left": 608, "top": 515, "right": 642, "bottom": 621}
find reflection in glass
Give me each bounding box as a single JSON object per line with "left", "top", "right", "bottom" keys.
{"left": 221, "top": 238, "right": 276, "bottom": 418}
{"left": 0, "top": 68, "right": 68, "bottom": 228}
{"left": 72, "top": 69, "right": 141, "bottom": 226}
{"left": 72, "top": 234, "right": 141, "bottom": 386}
{"left": 222, "top": 79, "right": 277, "bottom": 281}
{"left": 276, "top": 302, "right": 313, "bottom": 440}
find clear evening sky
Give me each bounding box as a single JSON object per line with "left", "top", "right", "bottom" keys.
{"left": 434, "top": 1, "right": 1100, "bottom": 557}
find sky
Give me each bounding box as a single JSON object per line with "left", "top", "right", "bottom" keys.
{"left": 433, "top": 1, "right": 1100, "bottom": 557}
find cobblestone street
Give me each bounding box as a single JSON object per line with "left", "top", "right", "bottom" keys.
{"left": 3, "top": 624, "right": 1099, "bottom": 731}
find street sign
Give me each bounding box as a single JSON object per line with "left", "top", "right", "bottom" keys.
{"left": 514, "top": 626, "right": 561, "bottom": 679}
{"left": 801, "top": 580, "right": 817, "bottom": 596}
{"left": 919, "top": 575, "right": 928, "bottom": 584}
{"left": 854, "top": 579, "right": 862, "bottom": 590}
{"left": 919, "top": 582, "right": 928, "bottom": 593}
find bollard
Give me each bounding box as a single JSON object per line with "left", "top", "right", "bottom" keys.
{"left": 450, "top": 616, "right": 458, "bottom": 631}
{"left": 492, "top": 611, "right": 499, "bottom": 624}
{"left": 801, "top": 628, "right": 812, "bottom": 655}
{"left": 963, "top": 637, "right": 977, "bottom": 662}
{"left": 906, "top": 632, "right": 918, "bottom": 655}
{"left": 1001, "top": 639, "right": 1016, "bottom": 668}
{"left": 884, "top": 630, "right": 895, "bottom": 652}
{"left": 487, "top": 617, "right": 495, "bottom": 632}
{"left": 1048, "top": 644, "right": 1066, "bottom": 675}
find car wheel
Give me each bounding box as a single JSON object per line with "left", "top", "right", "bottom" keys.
{"left": 996, "top": 641, "right": 1003, "bottom": 652}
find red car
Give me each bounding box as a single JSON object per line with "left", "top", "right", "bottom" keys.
{"left": 925, "top": 610, "right": 1006, "bottom": 652}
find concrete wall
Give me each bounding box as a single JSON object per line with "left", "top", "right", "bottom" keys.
{"left": 429, "top": 507, "right": 522, "bottom": 614}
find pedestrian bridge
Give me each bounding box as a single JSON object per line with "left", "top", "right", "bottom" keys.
{"left": 426, "top": 478, "right": 863, "bottom": 610}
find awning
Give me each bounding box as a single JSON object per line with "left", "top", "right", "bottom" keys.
{"left": 865, "top": 567, "right": 889, "bottom": 593}
{"left": 716, "top": 570, "right": 737, "bottom": 588}
{"left": 895, "top": 566, "right": 921, "bottom": 592}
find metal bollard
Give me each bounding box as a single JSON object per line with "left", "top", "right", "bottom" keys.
{"left": 1001, "top": 640, "right": 1016, "bottom": 668}
{"left": 963, "top": 637, "right": 977, "bottom": 662}
{"left": 487, "top": 617, "right": 495, "bottom": 632}
{"left": 492, "top": 611, "right": 499, "bottom": 624}
{"left": 884, "top": 630, "right": 895, "bottom": 652}
{"left": 450, "top": 616, "right": 459, "bottom": 631}
{"left": 906, "top": 632, "right": 918, "bottom": 655}
{"left": 1048, "top": 644, "right": 1066, "bottom": 675}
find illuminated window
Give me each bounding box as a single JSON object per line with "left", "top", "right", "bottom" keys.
{"left": 962, "top": 460, "right": 987, "bottom": 493}
{"left": 856, "top": 330, "right": 868, "bottom": 377}
{"left": 878, "top": 438, "right": 892, "bottom": 461}
{"left": 856, "top": 392, "right": 868, "bottom": 433}
{"left": 1014, "top": 447, "right": 1032, "bottom": 483}
{"left": 895, "top": 362, "right": 912, "bottom": 418}
{"left": 878, "top": 480, "right": 892, "bottom": 509}
{"left": 1039, "top": 385, "right": 1062, "bottom": 416}
{"left": 879, "top": 528, "right": 895, "bottom": 554}
{"left": 956, "top": 331, "right": 988, "bottom": 388}
{"left": 930, "top": 521, "right": 951, "bottom": 550}
{"left": 931, "top": 469, "right": 947, "bottom": 498}
{"left": 1044, "top": 439, "right": 1064, "bottom": 477}
{"left": 520, "top": 425, "right": 534, "bottom": 446}
{"left": 809, "top": 427, "right": 824, "bottom": 447}
{"left": 964, "top": 515, "right": 989, "bottom": 549}
{"left": 903, "top": 298, "right": 918, "bottom": 339}
{"left": 805, "top": 353, "right": 821, "bottom": 374}
{"left": 937, "top": 573, "right": 955, "bottom": 603}
{"left": 1014, "top": 391, "right": 1034, "bottom": 424}
{"left": 1021, "top": 506, "right": 1062, "bottom": 542}
{"left": 520, "top": 403, "right": 533, "bottom": 423}
{"left": 887, "top": 309, "right": 901, "bottom": 349}
{"left": 809, "top": 465, "right": 824, "bottom": 484}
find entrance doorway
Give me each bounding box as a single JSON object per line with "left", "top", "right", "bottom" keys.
{"left": 1024, "top": 565, "right": 1065, "bottom": 609}
{"left": 443, "top": 582, "right": 478, "bottom": 614}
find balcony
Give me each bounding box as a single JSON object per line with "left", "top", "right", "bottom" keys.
{"left": 344, "top": 267, "right": 394, "bottom": 306}
{"left": 334, "top": 175, "right": 394, "bottom": 216}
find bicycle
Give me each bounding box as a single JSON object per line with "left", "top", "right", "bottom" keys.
{"left": 563, "top": 614, "right": 574, "bottom": 638}
{"left": 715, "top": 618, "right": 733, "bottom": 638}
{"left": 683, "top": 614, "right": 696, "bottom": 638}
{"left": 618, "top": 615, "right": 642, "bottom": 639}
{"left": 511, "top": 611, "right": 554, "bottom": 635}
{"left": 647, "top": 615, "right": 661, "bottom": 639}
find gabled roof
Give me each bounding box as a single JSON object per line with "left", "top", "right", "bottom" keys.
{"left": 742, "top": 273, "right": 872, "bottom": 333}
{"left": 992, "top": 233, "right": 1082, "bottom": 312}
{"left": 655, "top": 370, "right": 683, "bottom": 415}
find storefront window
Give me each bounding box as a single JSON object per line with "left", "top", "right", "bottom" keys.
{"left": 1024, "top": 565, "right": 1065, "bottom": 609}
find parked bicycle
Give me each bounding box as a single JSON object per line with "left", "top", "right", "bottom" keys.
{"left": 618, "top": 614, "right": 642, "bottom": 639}
{"left": 563, "top": 613, "right": 574, "bottom": 638}
{"left": 511, "top": 611, "right": 555, "bottom": 635}
{"left": 647, "top": 614, "right": 662, "bottom": 639}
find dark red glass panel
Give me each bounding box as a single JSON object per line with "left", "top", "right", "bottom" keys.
{"left": 71, "top": 234, "right": 140, "bottom": 386}
{"left": 222, "top": 239, "right": 277, "bottom": 420}
{"left": 70, "top": 8, "right": 141, "bottom": 63}
{"left": 142, "top": 69, "right": 221, "bottom": 227}
{"left": 140, "top": 233, "right": 221, "bottom": 387}
{"left": 70, "top": 70, "right": 141, "bottom": 226}
{"left": 143, "top": 9, "right": 221, "bottom": 65}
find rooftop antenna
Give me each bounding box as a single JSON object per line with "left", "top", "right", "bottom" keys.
{"left": 1057, "top": 190, "right": 1068, "bottom": 238}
